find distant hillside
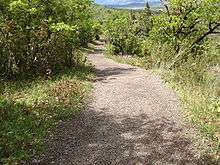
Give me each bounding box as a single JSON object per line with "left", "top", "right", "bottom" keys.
{"left": 105, "top": 2, "right": 161, "bottom": 9}
{"left": 96, "top": 0, "right": 160, "bottom": 5}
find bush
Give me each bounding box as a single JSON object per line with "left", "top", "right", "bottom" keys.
{"left": 105, "top": 43, "right": 116, "bottom": 55}
{"left": 103, "top": 4, "right": 152, "bottom": 56}
{"left": 0, "top": 0, "right": 95, "bottom": 78}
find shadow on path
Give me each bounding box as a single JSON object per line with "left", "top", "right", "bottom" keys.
{"left": 29, "top": 108, "right": 217, "bottom": 165}
{"left": 92, "top": 67, "right": 137, "bottom": 81}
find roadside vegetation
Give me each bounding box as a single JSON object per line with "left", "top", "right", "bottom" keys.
{"left": 0, "top": 67, "right": 93, "bottom": 164}
{"left": 99, "top": 0, "right": 220, "bottom": 160}
{"left": 0, "top": 0, "right": 96, "bottom": 164}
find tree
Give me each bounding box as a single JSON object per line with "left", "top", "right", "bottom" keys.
{"left": 150, "top": 0, "right": 220, "bottom": 67}
{"left": 136, "top": 1, "right": 152, "bottom": 36}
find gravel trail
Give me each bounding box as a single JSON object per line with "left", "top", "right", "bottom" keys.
{"left": 27, "top": 42, "right": 213, "bottom": 165}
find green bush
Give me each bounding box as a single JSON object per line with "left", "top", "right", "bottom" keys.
{"left": 102, "top": 4, "right": 152, "bottom": 56}
{"left": 0, "top": 0, "right": 95, "bottom": 78}
{"left": 105, "top": 43, "right": 116, "bottom": 55}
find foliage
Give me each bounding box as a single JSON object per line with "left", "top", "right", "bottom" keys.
{"left": 0, "top": 0, "right": 95, "bottom": 78}
{"left": 101, "top": 0, "right": 220, "bottom": 75}
{"left": 148, "top": 0, "right": 220, "bottom": 69}
{"left": 103, "top": 4, "right": 152, "bottom": 55}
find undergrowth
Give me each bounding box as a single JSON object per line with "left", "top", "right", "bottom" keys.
{"left": 0, "top": 66, "right": 94, "bottom": 164}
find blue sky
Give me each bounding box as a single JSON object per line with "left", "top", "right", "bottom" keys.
{"left": 95, "top": 0, "right": 160, "bottom": 5}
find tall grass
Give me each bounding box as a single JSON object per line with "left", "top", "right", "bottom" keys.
{"left": 161, "top": 69, "right": 220, "bottom": 158}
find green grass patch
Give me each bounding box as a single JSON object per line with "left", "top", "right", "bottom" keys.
{"left": 0, "top": 66, "right": 94, "bottom": 164}
{"left": 105, "top": 52, "right": 149, "bottom": 68}
{"left": 160, "top": 70, "right": 220, "bottom": 159}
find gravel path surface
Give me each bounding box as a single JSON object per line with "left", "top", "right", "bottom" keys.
{"left": 26, "top": 42, "right": 213, "bottom": 165}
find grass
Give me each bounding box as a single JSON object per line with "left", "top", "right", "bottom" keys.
{"left": 160, "top": 70, "right": 220, "bottom": 158}
{"left": 105, "top": 52, "right": 149, "bottom": 68}
{"left": 105, "top": 50, "right": 220, "bottom": 161}
{"left": 0, "top": 66, "right": 94, "bottom": 164}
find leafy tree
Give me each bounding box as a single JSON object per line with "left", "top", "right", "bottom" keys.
{"left": 136, "top": 2, "right": 152, "bottom": 36}
{"left": 103, "top": 7, "right": 153, "bottom": 56}
{"left": 149, "top": 0, "right": 220, "bottom": 68}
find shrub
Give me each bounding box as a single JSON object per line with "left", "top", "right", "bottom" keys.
{"left": 103, "top": 4, "right": 152, "bottom": 56}
{"left": 0, "top": 0, "right": 94, "bottom": 78}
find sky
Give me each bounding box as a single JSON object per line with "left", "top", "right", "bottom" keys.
{"left": 95, "top": 0, "right": 160, "bottom": 5}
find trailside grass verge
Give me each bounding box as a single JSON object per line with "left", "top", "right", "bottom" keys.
{"left": 105, "top": 52, "right": 220, "bottom": 161}
{"left": 0, "top": 66, "right": 94, "bottom": 164}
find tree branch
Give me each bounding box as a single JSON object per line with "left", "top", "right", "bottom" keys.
{"left": 194, "top": 22, "right": 220, "bottom": 45}
{"left": 212, "top": 31, "right": 220, "bottom": 34}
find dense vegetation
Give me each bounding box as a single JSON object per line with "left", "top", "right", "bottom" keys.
{"left": 101, "top": 0, "right": 220, "bottom": 159}
{"left": 0, "top": 0, "right": 96, "bottom": 78}
{"left": 0, "top": 0, "right": 95, "bottom": 163}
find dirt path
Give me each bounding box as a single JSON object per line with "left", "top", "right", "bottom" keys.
{"left": 28, "top": 42, "right": 209, "bottom": 164}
